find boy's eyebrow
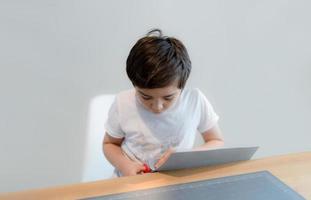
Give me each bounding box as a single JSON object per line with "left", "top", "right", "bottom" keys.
{"left": 138, "top": 90, "right": 177, "bottom": 98}
{"left": 138, "top": 91, "right": 151, "bottom": 97}
{"left": 163, "top": 93, "right": 177, "bottom": 98}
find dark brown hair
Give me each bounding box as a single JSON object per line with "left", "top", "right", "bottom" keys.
{"left": 126, "top": 29, "right": 191, "bottom": 89}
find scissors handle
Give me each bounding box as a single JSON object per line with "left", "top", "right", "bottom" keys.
{"left": 143, "top": 163, "right": 152, "bottom": 173}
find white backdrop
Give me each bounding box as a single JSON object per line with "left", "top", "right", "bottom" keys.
{"left": 0, "top": 0, "right": 310, "bottom": 193}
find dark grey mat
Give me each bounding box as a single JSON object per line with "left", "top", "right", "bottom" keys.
{"left": 83, "top": 171, "right": 305, "bottom": 200}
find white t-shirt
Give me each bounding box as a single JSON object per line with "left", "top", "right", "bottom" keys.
{"left": 105, "top": 88, "right": 219, "bottom": 174}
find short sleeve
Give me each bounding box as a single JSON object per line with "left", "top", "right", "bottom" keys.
{"left": 104, "top": 97, "right": 125, "bottom": 138}
{"left": 196, "top": 89, "right": 220, "bottom": 133}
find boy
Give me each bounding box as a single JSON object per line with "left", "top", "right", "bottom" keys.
{"left": 103, "top": 29, "right": 224, "bottom": 177}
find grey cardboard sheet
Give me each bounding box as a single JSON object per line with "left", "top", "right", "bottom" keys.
{"left": 157, "top": 146, "right": 259, "bottom": 171}
{"left": 84, "top": 171, "right": 305, "bottom": 200}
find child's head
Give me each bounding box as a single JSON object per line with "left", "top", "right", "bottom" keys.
{"left": 126, "top": 29, "right": 192, "bottom": 114}
{"left": 126, "top": 29, "right": 191, "bottom": 89}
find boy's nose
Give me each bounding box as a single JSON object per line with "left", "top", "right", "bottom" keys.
{"left": 152, "top": 101, "right": 164, "bottom": 113}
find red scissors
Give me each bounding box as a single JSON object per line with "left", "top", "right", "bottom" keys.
{"left": 143, "top": 163, "right": 152, "bottom": 173}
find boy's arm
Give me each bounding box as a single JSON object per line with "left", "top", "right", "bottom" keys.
{"left": 193, "top": 124, "right": 224, "bottom": 151}
{"left": 103, "top": 133, "right": 145, "bottom": 176}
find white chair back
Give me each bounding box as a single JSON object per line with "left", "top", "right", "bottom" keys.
{"left": 82, "top": 94, "right": 115, "bottom": 182}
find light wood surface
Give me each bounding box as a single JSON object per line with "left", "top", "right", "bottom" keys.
{"left": 1, "top": 151, "right": 310, "bottom": 200}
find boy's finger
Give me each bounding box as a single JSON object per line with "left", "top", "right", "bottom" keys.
{"left": 155, "top": 156, "right": 167, "bottom": 169}
{"left": 137, "top": 164, "right": 147, "bottom": 173}
{"left": 164, "top": 148, "right": 174, "bottom": 158}
{"left": 138, "top": 165, "right": 145, "bottom": 174}
{"left": 155, "top": 148, "right": 174, "bottom": 169}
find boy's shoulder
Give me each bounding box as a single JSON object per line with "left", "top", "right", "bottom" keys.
{"left": 182, "top": 87, "right": 204, "bottom": 99}
{"left": 116, "top": 88, "right": 135, "bottom": 98}
{"left": 184, "top": 87, "right": 201, "bottom": 94}
{"left": 114, "top": 89, "right": 136, "bottom": 106}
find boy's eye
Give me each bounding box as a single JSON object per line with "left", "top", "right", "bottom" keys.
{"left": 141, "top": 96, "right": 152, "bottom": 100}
{"left": 164, "top": 97, "right": 174, "bottom": 101}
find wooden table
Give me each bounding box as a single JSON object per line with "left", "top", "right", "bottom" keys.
{"left": 1, "top": 151, "right": 310, "bottom": 200}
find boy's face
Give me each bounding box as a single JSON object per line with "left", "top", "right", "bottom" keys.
{"left": 135, "top": 82, "right": 181, "bottom": 114}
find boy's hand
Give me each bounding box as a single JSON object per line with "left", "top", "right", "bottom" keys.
{"left": 154, "top": 148, "right": 175, "bottom": 169}
{"left": 119, "top": 159, "right": 146, "bottom": 176}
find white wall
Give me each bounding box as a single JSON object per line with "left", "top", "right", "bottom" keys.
{"left": 1, "top": 0, "right": 310, "bottom": 193}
